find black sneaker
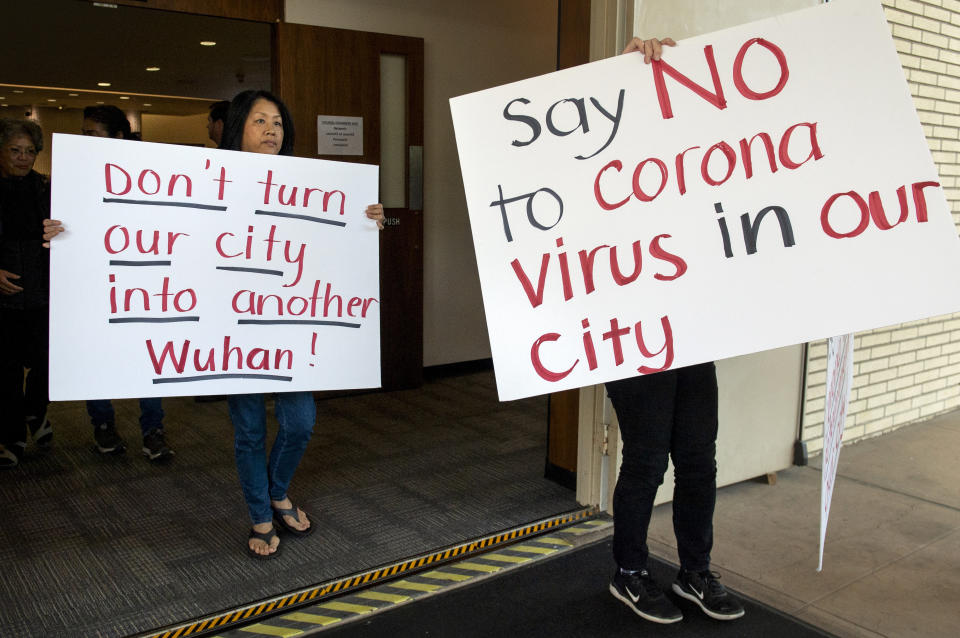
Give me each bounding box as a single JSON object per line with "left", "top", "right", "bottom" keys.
{"left": 27, "top": 417, "right": 53, "bottom": 449}
{"left": 93, "top": 421, "right": 126, "bottom": 454}
{"left": 141, "top": 429, "right": 174, "bottom": 462}
{"left": 609, "top": 568, "right": 683, "bottom": 624}
{"left": 672, "top": 569, "right": 745, "bottom": 620}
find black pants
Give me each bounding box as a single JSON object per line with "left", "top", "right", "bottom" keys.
{"left": 605, "top": 362, "right": 718, "bottom": 573}
{"left": 0, "top": 306, "right": 50, "bottom": 448}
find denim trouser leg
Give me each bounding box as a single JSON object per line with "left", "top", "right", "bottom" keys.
{"left": 230, "top": 392, "right": 316, "bottom": 525}
{"left": 606, "top": 362, "right": 718, "bottom": 573}
{"left": 230, "top": 394, "right": 271, "bottom": 524}
{"left": 86, "top": 399, "right": 116, "bottom": 426}
{"left": 138, "top": 398, "right": 164, "bottom": 436}
{"left": 267, "top": 392, "right": 316, "bottom": 502}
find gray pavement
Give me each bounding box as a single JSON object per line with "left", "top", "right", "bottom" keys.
{"left": 646, "top": 410, "right": 960, "bottom": 638}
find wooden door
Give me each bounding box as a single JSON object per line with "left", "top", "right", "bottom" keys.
{"left": 272, "top": 23, "right": 424, "bottom": 391}
{"left": 545, "top": 0, "right": 592, "bottom": 485}
{"left": 107, "top": 0, "right": 282, "bottom": 21}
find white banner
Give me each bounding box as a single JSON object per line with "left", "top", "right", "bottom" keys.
{"left": 450, "top": 0, "right": 960, "bottom": 400}
{"left": 49, "top": 134, "right": 381, "bottom": 400}
{"left": 819, "top": 333, "right": 855, "bottom": 571}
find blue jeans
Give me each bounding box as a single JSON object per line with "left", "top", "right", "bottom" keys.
{"left": 86, "top": 398, "right": 164, "bottom": 436}
{"left": 228, "top": 391, "right": 316, "bottom": 525}
{"left": 605, "top": 362, "right": 719, "bottom": 573}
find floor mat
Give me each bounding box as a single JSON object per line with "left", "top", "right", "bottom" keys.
{"left": 0, "top": 370, "right": 576, "bottom": 638}
{"left": 321, "top": 538, "right": 835, "bottom": 637}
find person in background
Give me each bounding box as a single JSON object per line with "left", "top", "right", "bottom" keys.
{"left": 218, "top": 89, "right": 385, "bottom": 558}
{"left": 81, "top": 104, "right": 132, "bottom": 139}
{"left": 605, "top": 36, "right": 745, "bottom": 626}
{"left": 207, "top": 100, "right": 230, "bottom": 147}
{"left": 0, "top": 118, "right": 53, "bottom": 468}
{"left": 79, "top": 104, "right": 173, "bottom": 462}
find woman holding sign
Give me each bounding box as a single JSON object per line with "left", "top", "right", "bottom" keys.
{"left": 43, "top": 91, "right": 384, "bottom": 558}
{"left": 219, "top": 90, "right": 384, "bottom": 559}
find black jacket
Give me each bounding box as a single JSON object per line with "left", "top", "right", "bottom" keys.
{"left": 0, "top": 170, "right": 51, "bottom": 309}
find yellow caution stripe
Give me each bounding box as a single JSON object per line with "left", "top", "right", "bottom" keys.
{"left": 141, "top": 507, "right": 600, "bottom": 638}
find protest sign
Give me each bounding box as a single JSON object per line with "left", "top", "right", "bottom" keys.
{"left": 49, "top": 134, "right": 381, "bottom": 400}
{"left": 450, "top": 0, "right": 960, "bottom": 401}
{"left": 818, "top": 333, "right": 855, "bottom": 571}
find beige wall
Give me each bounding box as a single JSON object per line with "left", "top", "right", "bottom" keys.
{"left": 632, "top": 0, "right": 819, "bottom": 40}
{"left": 27, "top": 108, "right": 211, "bottom": 176}
{"left": 141, "top": 112, "right": 214, "bottom": 147}
{"left": 28, "top": 107, "right": 83, "bottom": 177}
{"left": 285, "top": 0, "right": 559, "bottom": 367}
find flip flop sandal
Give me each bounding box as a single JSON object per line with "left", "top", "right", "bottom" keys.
{"left": 28, "top": 418, "right": 53, "bottom": 449}
{"left": 247, "top": 526, "right": 281, "bottom": 559}
{"left": 272, "top": 504, "right": 314, "bottom": 537}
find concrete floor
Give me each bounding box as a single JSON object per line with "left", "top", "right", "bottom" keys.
{"left": 646, "top": 410, "right": 960, "bottom": 638}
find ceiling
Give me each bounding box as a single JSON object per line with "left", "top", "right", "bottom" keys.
{"left": 0, "top": 0, "right": 271, "bottom": 116}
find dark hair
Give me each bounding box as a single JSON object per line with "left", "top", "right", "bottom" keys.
{"left": 0, "top": 118, "right": 43, "bottom": 151}
{"left": 83, "top": 105, "right": 133, "bottom": 139}
{"left": 220, "top": 90, "right": 295, "bottom": 156}
{"left": 208, "top": 100, "right": 231, "bottom": 123}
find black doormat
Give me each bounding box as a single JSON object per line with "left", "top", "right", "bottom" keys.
{"left": 323, "top": 539, "right": 834, "bottom": 638}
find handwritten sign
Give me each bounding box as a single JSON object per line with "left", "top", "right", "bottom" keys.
{"left": 818, "top": 333, "right": 854, "bottom": 571}
{"left": 48, "top": 134, "right": 381, "bottom": 400}
{"left": 450, "top": 0, "right": 960, "bottom": 401}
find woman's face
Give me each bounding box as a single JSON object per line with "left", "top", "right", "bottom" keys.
{"left": 0, "top": 134, "right": 38, "bottom": 178}
{"left": 241, "top": 98, "right": 284, "bottom": 154}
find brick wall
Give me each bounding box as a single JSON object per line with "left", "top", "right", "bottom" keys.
{"left": 801, "top": 0, "right": 960, "bottom": 453}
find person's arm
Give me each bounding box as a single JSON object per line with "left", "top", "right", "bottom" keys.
{"left": 621, "top": 37, "right": 676, "bottom": 62}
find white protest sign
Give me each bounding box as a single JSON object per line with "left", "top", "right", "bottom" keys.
{"left": 450, "top": 0, "right": 960, "bottom": 401}
{"left": 818, "top": 332, "right": 854, "bottom": 571}
{"left": 49, "top": 134, "right": 381, "bottom": 400}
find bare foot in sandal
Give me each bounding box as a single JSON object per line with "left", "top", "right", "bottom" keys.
{"left": 271, "top": 497, "right": 311, "bottom": 534}
{"left": 249, "top": 521, "right": 280, "bottom": 558}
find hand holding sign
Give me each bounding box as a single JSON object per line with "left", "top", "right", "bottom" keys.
{"left": 621, "top": 36, "right": 676, "bottom": 61}
{"left": 42, "top": 218, "right": 63, "bottom": 246}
